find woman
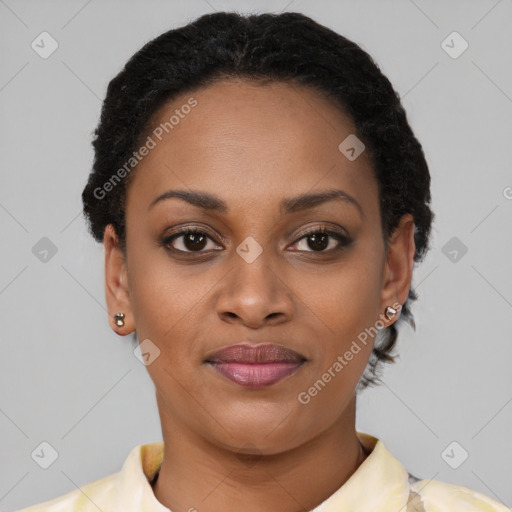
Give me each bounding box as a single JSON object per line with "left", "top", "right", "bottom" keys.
{"left": 17, "top": 11, "right": 508, "bottom": 512}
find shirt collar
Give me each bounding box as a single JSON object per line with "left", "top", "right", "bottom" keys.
{"left": 114, "top": 431, "right": 410, "bottom": 511}
{"left": 310, "top": 432, "right": 411, "bottom": 511}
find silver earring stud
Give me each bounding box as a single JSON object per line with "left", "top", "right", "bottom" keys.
{"left": 385, "top": 306, "right": 398, "bottom": 320}
{"left": 114, "top": 313, "right": 125, "bottom": 327}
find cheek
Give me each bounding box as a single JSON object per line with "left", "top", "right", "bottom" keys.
{"left": 126, "top": 245, "right": 192, "bottom": 351}
{"left": 292, "top": 248, "right": 383, "bottom": 397}
{"left": 297, "top": 257, "right": 383, "bottom": 341}
{"left": 293, "top": 265, "right": 379, "bottom": 430}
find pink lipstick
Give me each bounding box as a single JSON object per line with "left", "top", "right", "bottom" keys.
{"left": 205, "top": 342, "right": 306, "bottom": 388}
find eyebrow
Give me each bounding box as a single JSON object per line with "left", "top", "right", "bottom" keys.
{"left": 148, "top": 188, "right": 364, "bottom": 218}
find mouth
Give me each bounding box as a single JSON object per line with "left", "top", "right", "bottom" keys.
{"left": 204, "top": 342, "right": 307, "bottom": 388}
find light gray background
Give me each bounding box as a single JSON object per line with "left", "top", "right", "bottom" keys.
{"left": 1, "top": 0, "right": 511, "bottom": 510}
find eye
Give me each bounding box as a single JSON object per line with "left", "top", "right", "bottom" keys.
{"left": 162, "top": 225, "right": 352, "bottom": 255}
{"left": 289, "top": 226, "right": 352, "bottom": 253}
{"left": 162, "top": 227, "right": 222, "bottom": 253}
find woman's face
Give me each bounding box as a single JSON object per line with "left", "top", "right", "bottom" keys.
{"left": 105, "top": 79, "right": 414, "bottom": 454}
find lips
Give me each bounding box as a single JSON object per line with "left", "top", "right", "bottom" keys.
{"left": 205, "top": 342, "right": 307, "bottom": 388}
{"left": 205, "top": 343, "right": 306, "bottom": 364}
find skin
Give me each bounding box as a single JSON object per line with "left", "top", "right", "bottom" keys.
{"left": 103, "top": 79, "right": 415, "bottom": 512}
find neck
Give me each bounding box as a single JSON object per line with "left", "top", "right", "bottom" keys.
{"left": 152, "top": 393, "right": 369, "bottom": 512}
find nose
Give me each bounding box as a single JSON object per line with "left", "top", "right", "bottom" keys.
{"left": 215, "top": 250, "right": 294, "bottom": 329}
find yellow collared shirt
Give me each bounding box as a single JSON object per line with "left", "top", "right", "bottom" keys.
{"left": 16, "top": 432, "right": 510, "bottom": 512}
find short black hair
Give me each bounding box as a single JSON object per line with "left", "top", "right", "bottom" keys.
{"left": 82, "top": 11, "right": 434, "bottom": 390}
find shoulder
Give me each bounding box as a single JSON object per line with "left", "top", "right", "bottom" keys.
{"left": 410, "top": 477, "right": 511, "bottom": 512}
{"left": 14, "top": 472, "right": 117, "bottom": 512}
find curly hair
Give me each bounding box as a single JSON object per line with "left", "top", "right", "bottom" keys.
{"left": 82, "top": 11, "right": 434, "bottom": 391}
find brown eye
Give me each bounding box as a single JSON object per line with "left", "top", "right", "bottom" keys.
{"left": 162, "top": 225, "right": 351, "bottom": 256}
{"left": 163, "top": 228, "right": 221, "bottom": 253}
{"left": 291, "top": 228, "right": 352, "bottom": 253}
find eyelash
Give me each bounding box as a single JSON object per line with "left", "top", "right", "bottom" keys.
{"left": 161, "top": 225, "right": 352, "bottom": 256}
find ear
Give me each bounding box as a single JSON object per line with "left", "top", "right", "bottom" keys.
{"left": 379, "top": 213, "right": 416, "bottom": 327}
{"left": 104, "top": 224, "right": 135, "bottom": 335}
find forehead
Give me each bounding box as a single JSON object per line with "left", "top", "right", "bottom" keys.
{"left": 126, "top": 79, "right": 378, "bottom": 219}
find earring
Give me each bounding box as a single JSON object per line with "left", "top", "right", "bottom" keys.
{"left": 114, "top": 313, "right": 125, "bottom": 327}
{"left": 385, "top": 306, "right": 398, "bottom": 320}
